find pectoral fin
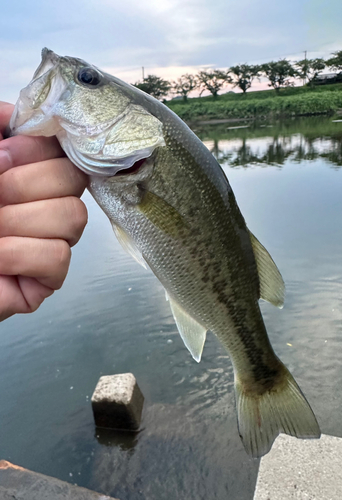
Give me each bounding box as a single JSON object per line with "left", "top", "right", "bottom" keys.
{"left": 138, "top": 190, "right": 189, "bottom": 238}
{"left": 248, "top": 230, "right": 285, "bottom": 308}
{"left": 168, "top": 297, "right": 207, "bottom": 362}
{"left": 112, "top": 223, "right": 147, "bottom": 269}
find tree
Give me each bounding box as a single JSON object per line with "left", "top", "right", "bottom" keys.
{"left": 261, "top": 60, "right": 297, "bottom": 92}
{"left": 229, "top": 64, "right": 261, "bottom": 93}
{"left": 134, "top": 75, "right": 171, "bottom": 100}
{"left": 295, "top": 58, "right": 326, "bottom": 86}
{"left": 326, "top": 50, "right": 342, "bottom": 72}
{"left": 172, "top": 74, "right": 198, "bottom": 102}
{"left": 197, "top": 70, "right": 230, "bottom": 99}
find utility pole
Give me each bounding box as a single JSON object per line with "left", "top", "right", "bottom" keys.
{"left": 142, "top": 67, "right": 145, "bottom": 80}
{"left": 303, "top": 50, "right": 307, "bottom": 86}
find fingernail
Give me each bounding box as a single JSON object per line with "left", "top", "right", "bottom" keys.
{"left": 0, "top": 149, "right": 11, "bottom": 173}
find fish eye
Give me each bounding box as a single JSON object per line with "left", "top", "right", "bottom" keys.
{"left": 77, "top": 67, "right": 101, "bottom": 86}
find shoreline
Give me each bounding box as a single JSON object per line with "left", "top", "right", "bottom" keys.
{"left": 167, "top": 86, "right": 342, "bottom": 123}
{"left": 185, "top": 111, "right": 337, "bottom": 126}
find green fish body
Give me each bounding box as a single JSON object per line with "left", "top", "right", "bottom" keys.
{"left": 9, "top": 49, "right": 320, "bottom": 457}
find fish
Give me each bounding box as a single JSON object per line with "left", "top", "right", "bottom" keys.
{"left": 9, "top": 48, "right": 320, "bottom": 457}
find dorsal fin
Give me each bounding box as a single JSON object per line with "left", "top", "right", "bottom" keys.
{"left": 248, "top": 230, "right": 285, "bottom": 308}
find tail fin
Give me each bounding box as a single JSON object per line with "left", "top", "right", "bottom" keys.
{"left": 235, "top": 364, "right": 321, "bottom": 458}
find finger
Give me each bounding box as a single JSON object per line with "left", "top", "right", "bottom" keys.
{"left": 0, "top": 157, "right": 88, "bottom": 206}
{"left": 0, "top": 275, "right": 54, "bottom": 321}
{"left": 0, "top": 237, "right": 71, "bottom": 290}
{"left": 0, "top": 197, "right": 88, "bottom": 246}
{"left": 0, "top": 102, "right": 14, "bottom": 138}
{"left": 0, "top": 135, "right": 65, "bottom": 174}
{"left": 18, "top": 276, "right": 55, "bottom": 311}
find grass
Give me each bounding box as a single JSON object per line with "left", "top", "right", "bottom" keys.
{"left": 166, "top": 83, "right": 342, "bottom": 122}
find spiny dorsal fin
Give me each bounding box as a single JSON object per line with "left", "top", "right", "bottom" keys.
{"left": 168, "top": 296, "right": 207, "bottom": 362}
{"left": 112, "top": 222, "right": 147, "bottom": 269}
{"left": 248, "top": 230, "right": 285, "bottom": 308}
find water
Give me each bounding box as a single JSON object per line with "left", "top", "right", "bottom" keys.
{"left": 1, "top": 116, "right": 342, "bottom": 499}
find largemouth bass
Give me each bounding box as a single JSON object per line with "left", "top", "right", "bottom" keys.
{"left": 9, "top": 49, "right": 320, "bottom": 457}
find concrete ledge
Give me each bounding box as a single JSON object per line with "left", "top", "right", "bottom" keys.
{"left": 254, "top": 434, "right": 342, "bottom": 499}
{"left": 0, "top": 460, "right": 118, "bottom": 500}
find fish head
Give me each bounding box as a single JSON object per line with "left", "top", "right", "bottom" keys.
{"left": 10, "top": 48, "right": 165, "bottom": 176}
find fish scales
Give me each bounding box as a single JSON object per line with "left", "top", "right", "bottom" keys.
{"left": 9, "top": 48, "right": 320, "bottom": 457}
{"left": 91, "top": 137, "right": 269, "bottom": 372}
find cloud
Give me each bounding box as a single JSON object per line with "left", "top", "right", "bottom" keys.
{"left": 1, "top": 0, "right": 342, "bottom": 103}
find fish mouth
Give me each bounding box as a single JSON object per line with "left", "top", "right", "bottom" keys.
{"left": 10, "top": 48, "right": 165, "bottom": 178}
{"left": 9, "top": 49, "right": 67, "bottom": 137}
{"left": 9, "top": 97, "right": 47, "bottom": 136}
{"left": 33, "top": 48, "right": 60, "bottom": 81}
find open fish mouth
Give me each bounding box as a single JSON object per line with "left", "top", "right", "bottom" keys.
{"left": 10, "top": 48, "right": 166, "bottom": 176}
{"left": 9, "top": 50, "right": 67, "bottom": 137}
{"left": 32, "top": 48, "right": 60, "bottom": 80}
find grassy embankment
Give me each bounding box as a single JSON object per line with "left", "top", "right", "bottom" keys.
{"left": 166, "top": 83, "right": 342, "bottom": 122}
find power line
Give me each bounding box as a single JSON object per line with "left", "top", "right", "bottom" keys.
{"left": 231, "top": 41, "right": 338, "bottom": 67}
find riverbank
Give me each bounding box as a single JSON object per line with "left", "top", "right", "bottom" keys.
{"left": 167, "top": 84, "right": 342, "bottom": 122}
{"left": 254, "top": 434, "right": 342, "bottom": 499}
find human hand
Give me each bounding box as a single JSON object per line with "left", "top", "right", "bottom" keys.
{"left": 0, "top": 101, "right": 88, "bottom": 321}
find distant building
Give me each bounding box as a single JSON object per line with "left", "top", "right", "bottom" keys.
{"left": 313, "top": 72, "right": 342, "bottom": 85}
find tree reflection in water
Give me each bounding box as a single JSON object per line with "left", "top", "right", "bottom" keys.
{"left": 193, "top": 116, "right": 342, "bottom": 169}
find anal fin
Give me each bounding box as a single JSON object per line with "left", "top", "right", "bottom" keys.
{"left": 169, "top": 297, "right": 207, "bottom": 363}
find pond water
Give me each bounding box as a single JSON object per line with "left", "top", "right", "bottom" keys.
{"left": 1, "top": 116, "right": 342, "bottom": 499}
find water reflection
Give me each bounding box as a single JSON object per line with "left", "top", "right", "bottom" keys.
{"left": 94, "top": 427, "right": 139, "bottom": 451}
{"left": 196, "top": 117, "right": 342, "bottom": 168}
{"left": 89, "top": 403, "right": 256, "bottom": 500}
{"left": 1, "top": 116, "right": 342, "bottom": 499}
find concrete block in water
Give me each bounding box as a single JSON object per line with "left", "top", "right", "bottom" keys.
{"left": 0, "top": 460, "right": 118, "bottom": 499}
{"left": 91, "top": 373, "right": 144, "bottom": 430}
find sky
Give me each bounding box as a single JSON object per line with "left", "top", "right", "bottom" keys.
{"left": 1, "top": 0, "right": 342, "bottom": 103}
